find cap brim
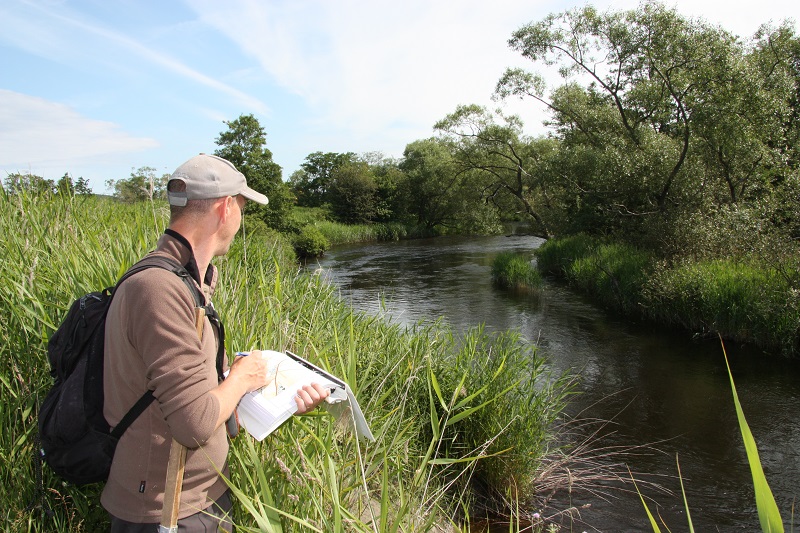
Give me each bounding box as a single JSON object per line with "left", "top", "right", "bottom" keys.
{"left": 240, "top": 187, "right": 268, "bottom": 205}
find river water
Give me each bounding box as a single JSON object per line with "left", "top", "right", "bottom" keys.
{"left": 307, "top": 234, "right": 800, "bottom": 532}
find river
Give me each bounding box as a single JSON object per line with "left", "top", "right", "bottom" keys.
{"left": 307, "top": 234, "right": 800, "bottom": 532}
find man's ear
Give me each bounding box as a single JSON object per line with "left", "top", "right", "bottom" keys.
{"left": 214, "top": 196, "right": 231, "bottom": 225}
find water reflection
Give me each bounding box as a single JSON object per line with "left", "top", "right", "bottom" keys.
{"left": 309, "top": 235, "right": 800, "bottom": 532}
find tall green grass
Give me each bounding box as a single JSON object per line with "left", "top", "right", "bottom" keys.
{"left": 536, "top": 235, "right": 652, "bottom": 315}
{"left": 491, "top": 252, "right": 542, "bottom": 291}
{"left": 312, "top": 220, "right": 431, "bottom": 245}
{"left": 535, "top": 235, "right": 800, "bottom": 356}
{"left": 1, "top": 190, "right": 571, "bottom": 532}
{"left": 645, "top": 259, "right": 800, "bottom": 355}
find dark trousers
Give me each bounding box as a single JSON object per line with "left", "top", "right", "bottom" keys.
{"left": 109, "top": 490, "right": 233, "bottom": 532}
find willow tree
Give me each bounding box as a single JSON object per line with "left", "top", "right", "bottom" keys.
{"left": 495, "top": 1, "right": 751, "bottom": 234}
{"left": 434, "top": 105, "right": 558, "bottom": 238}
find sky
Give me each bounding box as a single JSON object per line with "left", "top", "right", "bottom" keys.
{"left": 1, "top": 0, "right": 798, "bottom": 193}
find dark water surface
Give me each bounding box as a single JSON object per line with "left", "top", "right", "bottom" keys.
{"left": 308, "top": 235, "right": 800, "bottom": 532}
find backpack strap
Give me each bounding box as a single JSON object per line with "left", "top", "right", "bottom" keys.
{"left": 110, "top": 390, "right": 155, "bottom": 439}
{"left": 115, "top": 255, "right": 204, "bottom": 307}
{"left": 129, "top": 255, "right": 227, "bottom": 382}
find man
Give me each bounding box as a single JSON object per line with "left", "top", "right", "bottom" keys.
{"left": 102, "top": 153, "right": 329, "bottom": 531}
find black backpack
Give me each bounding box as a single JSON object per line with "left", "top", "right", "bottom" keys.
{"left": 37, "top": 255, "right": 217, "bottom": 486}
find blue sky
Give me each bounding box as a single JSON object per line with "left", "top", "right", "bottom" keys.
{"left": 1, "top": 0, "right": 798, "bottom": 193}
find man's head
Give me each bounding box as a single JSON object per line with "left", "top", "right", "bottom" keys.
{"left": 167, "top": 154, "right": 267, "bottom": 219}
{"left": 166, "top": 154, "right": 268, "bottom": 258}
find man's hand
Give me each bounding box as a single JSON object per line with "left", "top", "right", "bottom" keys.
{"left": 294, "top": 383, "right": 331, "bottom": 415}
{"left": 212, "top": 350, "right": 275, "bottom": 430}
{"left": 229, "top": 349, "right": 273, "bottom": 392}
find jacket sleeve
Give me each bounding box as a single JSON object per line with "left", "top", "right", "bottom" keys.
{"left": 125, "top": 269, "right": 221, "bottom": 447}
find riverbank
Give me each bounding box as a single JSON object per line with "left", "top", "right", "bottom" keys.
{"left": 535, "top": 234, "right": 800, "bottom": 357}
{"left": 286, "top": 206, "right": 437, "bottom": 258}
{"left": 2, "top": 193, "right": 571, "bottom": 532}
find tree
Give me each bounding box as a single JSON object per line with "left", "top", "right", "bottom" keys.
{"left": 75, "top": 176, "right": 92, "bottom": 195}
{"left": 495, "top": 1, "right": 800, "bottom": 241}
{"left": 328, "top": 161, "right": 379, "bottom": 224}
{"left": 56, "top": 173, "right": 75, "bottom": 196}
{"left": 4, "top": 172, "right": 56, "bottom": 195}
{"left": 54, "top": 173, "right": 92, "bottom": 196}
{"left": 398, "top": 137, "right": 495, "bottom": 233}
{"left": 106, "top": 167, "right": 167, "bottom": 203}
{"left": 369, "top": 154, "right": 407, "bottom": 222}
{"left": 291, "top": 151, "right": 357, "bottom": 207}
{"left": 435, "top": 105, "right": 557, "bottom": 237}
{"left": 214, "top": 114, "right": 292, "bottom": 229}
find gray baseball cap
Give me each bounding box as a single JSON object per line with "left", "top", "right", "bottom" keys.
{"left": 167, "top": 153, "right": 269, "bottom": 206}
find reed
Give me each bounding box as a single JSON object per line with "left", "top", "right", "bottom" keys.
{"left": 536, "top": 237, "right": 651, "bottom": 314}
{"left": 1, "top": 191, "right": 571, "bottom": 532}
{"left": 312, "top": 219, "right": 431, "bottom": 245}
{"left": 491, "top": 252, "right": 542, "bottom": 291}
{"left": 644, "top": 259, "right": 800, "bottom": 355}
{"left": 634, "top": 341, "right": 790, "bottom": 532}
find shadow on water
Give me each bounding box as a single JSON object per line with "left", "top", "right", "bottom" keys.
{"left": 307, "top": 235, "right": 800, "bottom": 532}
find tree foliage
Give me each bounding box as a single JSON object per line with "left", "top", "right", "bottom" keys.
{"left": 398, "top": 138, "right": 462, "bottom": 230}
{"left": 4, "top": 173, "right": 56, "bottom": 195}
{"left": 214, "top": 114, "right": 292, "bottom": 229}
{"left": 494, "top": 1, "right": 800, "bottom": 247}
{"left": 56, "top": 173, "right": 92, "bottom": 196}
{"left": 435, "top": 105, "right": 557, "bottom": 237}
{"left": 328, "top": 161, "right": 378, "bottom": 224}
{"left": 106, "top": 166, "right": 167, "bottom": 203}
{"left": 290, "top": 151, "right": 357, "bottom": 208}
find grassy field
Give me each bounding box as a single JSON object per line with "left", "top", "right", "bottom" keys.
{"left": 1, "top": 191, "right": 572, "bottom": 532}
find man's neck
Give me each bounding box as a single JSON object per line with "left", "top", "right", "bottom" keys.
{"left": 167, "top": 222, "right": 214, "bottom": 281}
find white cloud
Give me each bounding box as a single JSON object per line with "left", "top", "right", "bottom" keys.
{"left": 187, "top": 0, "right": 799, "bottom": 135}
{"left": 0, "top": 90, "right": 159, "bottom": 172}
{"left": 186, "top": 0, "right": 551, "bottom": 154}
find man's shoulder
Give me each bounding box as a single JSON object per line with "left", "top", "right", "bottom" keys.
{"left": 116, "top": 263, "right": 196, "bottom": 309}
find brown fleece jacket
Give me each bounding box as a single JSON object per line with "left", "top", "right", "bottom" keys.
{"left": 101, "top": 232, "right": 229, "bottom": 523}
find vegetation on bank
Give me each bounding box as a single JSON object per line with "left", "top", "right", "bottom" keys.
{"left": 535, "top": 234, "right": 800, "bottom": 356}
{"left": 285, "top": 206, "right": 438, "bottom": 257}
{"left": 2, "top": 191, "right": 575, "bottom": 532}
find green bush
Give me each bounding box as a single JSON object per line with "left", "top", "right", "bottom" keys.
{"left": 491, "top": 252, "right": 542, "bottom": 290}
{"left": 292, "top": 224, "right": 330, "bottom": 258}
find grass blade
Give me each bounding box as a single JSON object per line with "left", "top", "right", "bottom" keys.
{"left": 675, "top": 455, "right": 694, "bottom": 533}
{"left": 722, "top": 341, "right": 784, "bottom": 533}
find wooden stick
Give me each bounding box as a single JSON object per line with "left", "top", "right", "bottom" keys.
{"left": 159, "top": 307, "right": 205, "bottom": 533}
